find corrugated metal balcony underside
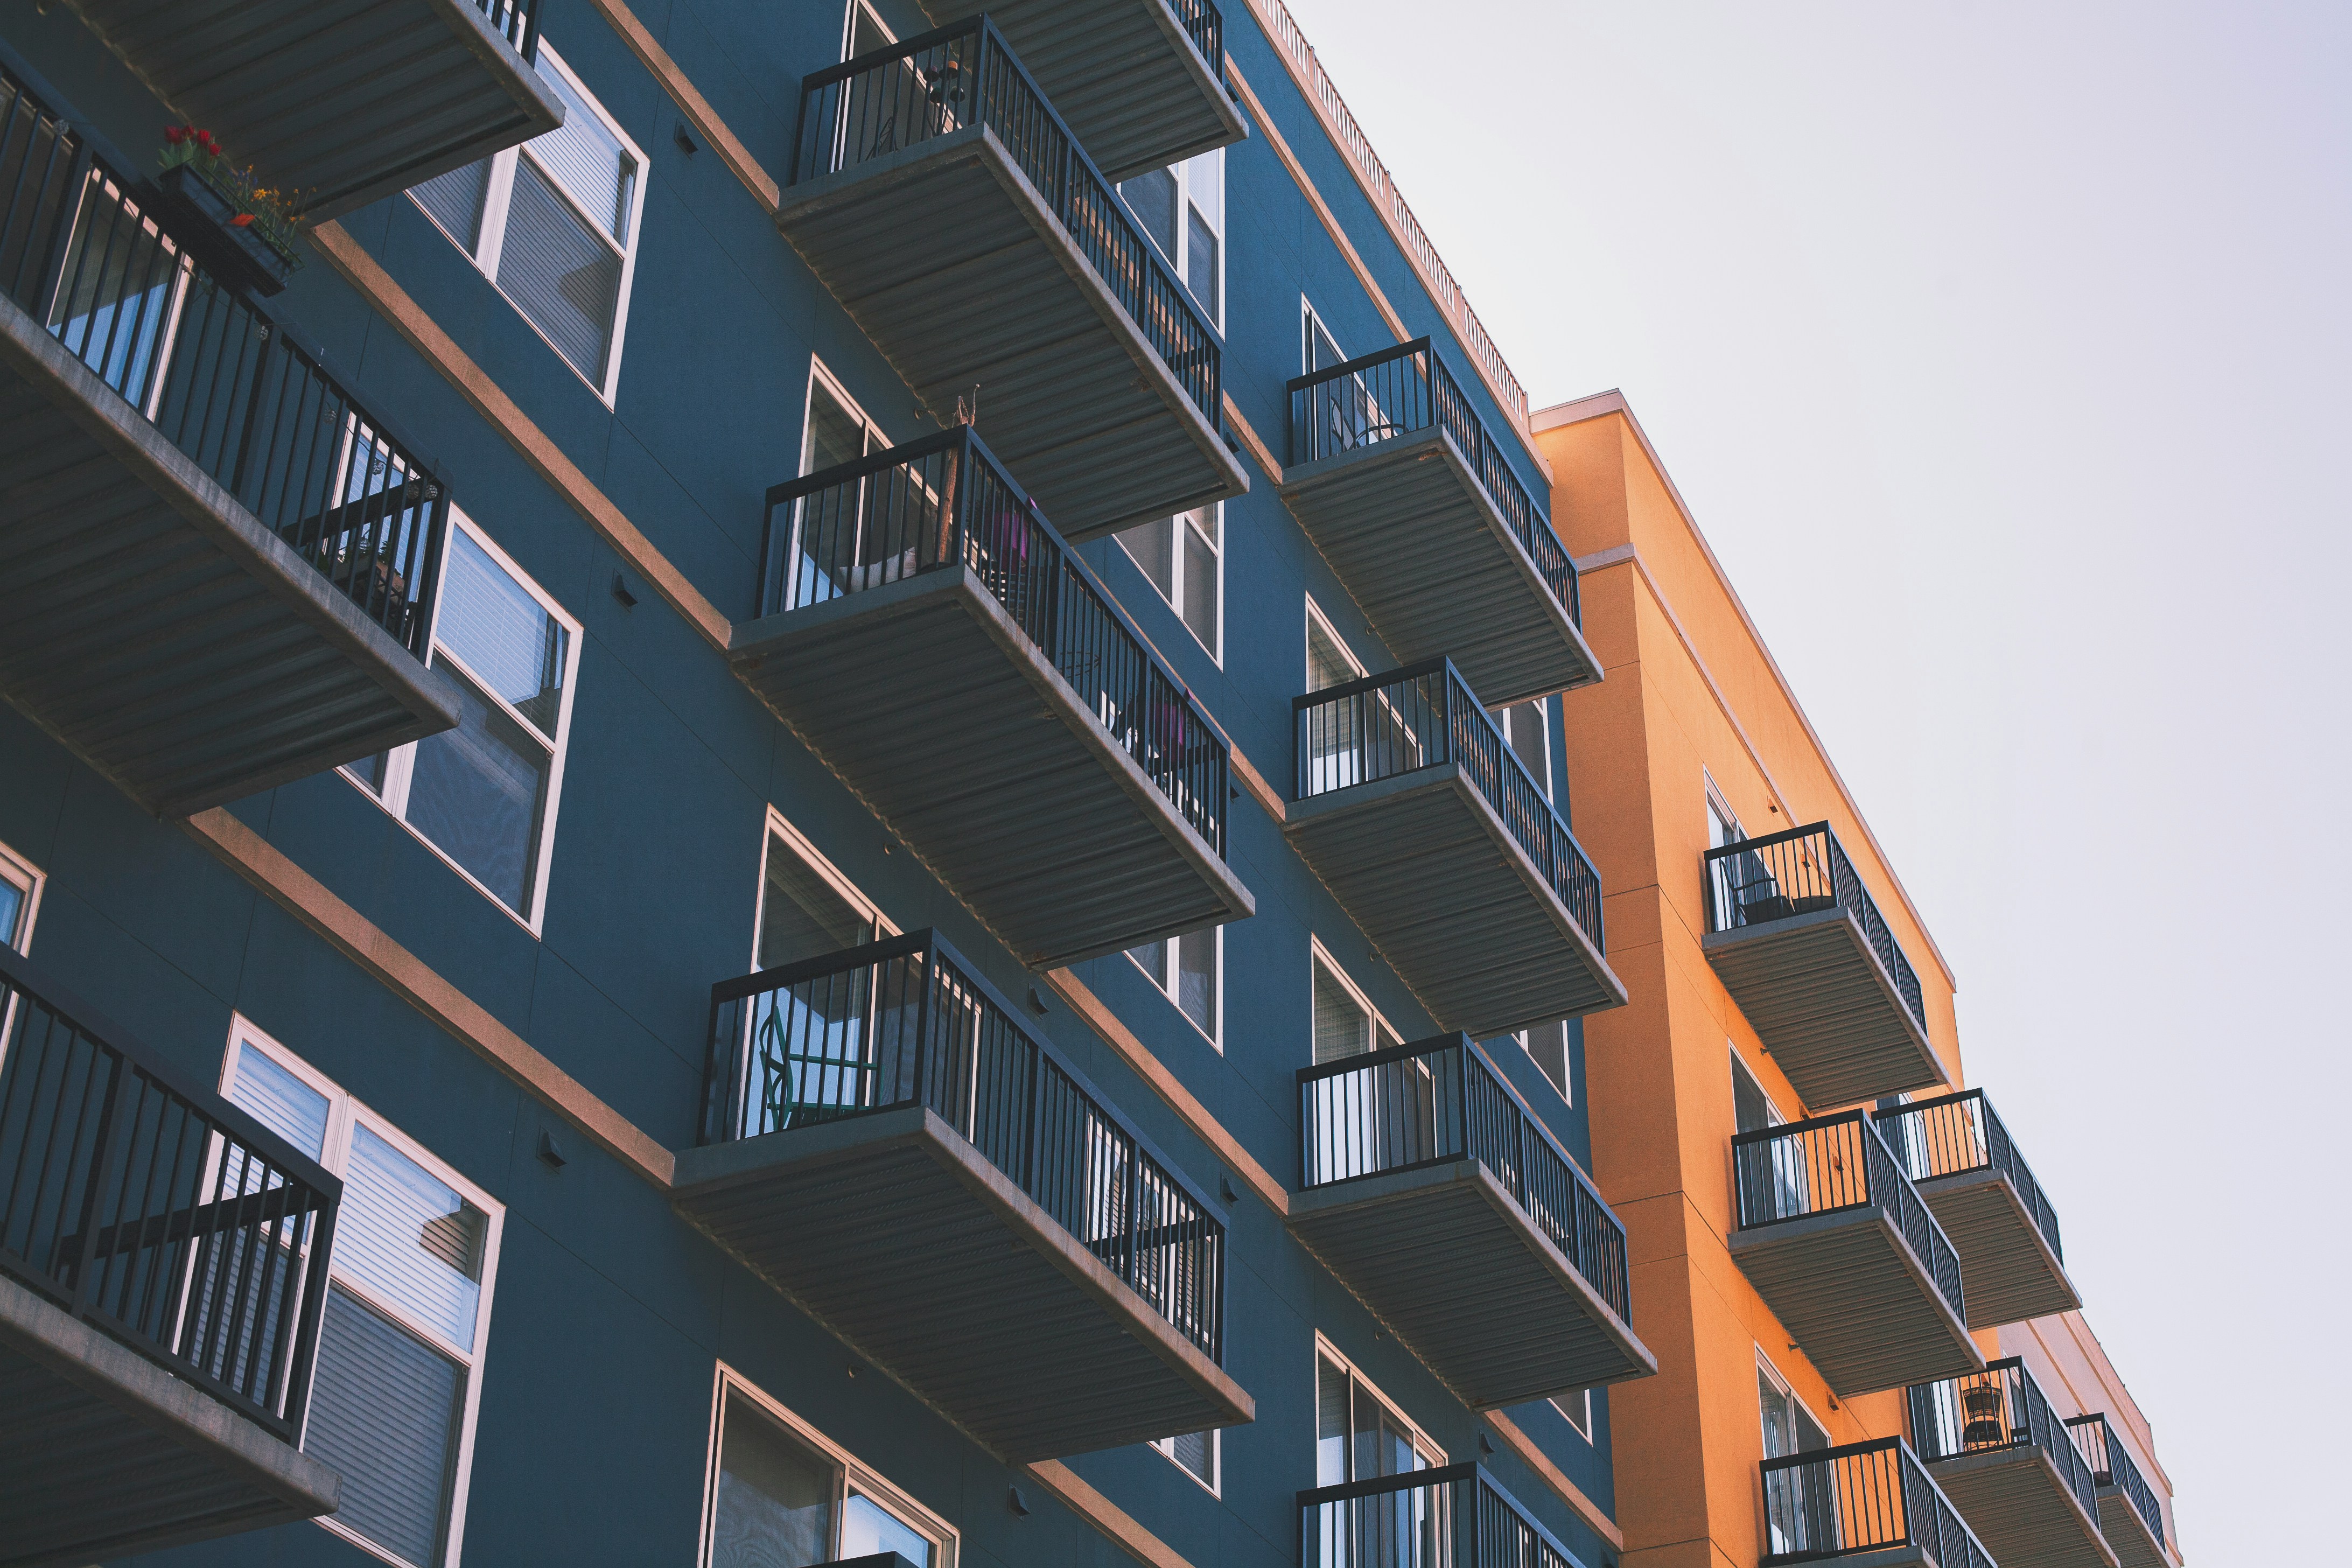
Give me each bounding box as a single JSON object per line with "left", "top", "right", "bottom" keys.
{"left": 0, "top": 297, "right": 460, "bottom": 816}
{"left": 918, "top": 0, "right": 1244, "bottom": 184}
{"left": 1703, "top": 907, "right": 1944, "bottom": 1110}
{"left": 0, "top": 1272, "right": 340, "bottom": 1568}
{"left": 729, "top": 567, "right": 1252, "bottom": 969}
{"left": 64, "top": 0, "right": 565, "bottom": 220}
{"left": 1915, "top": 1171, "right": 2080, "bottom": 1329}
{"left": 1285, "top": 767, "right": 1626, "bottom": 1038}
{"left": 776, "top": 125, "right": 1248, "bottom": 541}
{"left": 1929, "top": 1447, "right": 2119, "bottom": 1568}
{"left": 672, "top": 1106, "right": 1254, "bottom": 1464}
{"left": 2095, "top": 1489, "right": 2169, "bottom": 1568}
{"left": 1728, "top": 1207, "right": 1982, "bottom": 1398}
{"left": 1288, "top": 1160, "right": 1655, "bottom": 1410}
{"left": 1279, "top": 429, "right": 1600, "bottom": 709}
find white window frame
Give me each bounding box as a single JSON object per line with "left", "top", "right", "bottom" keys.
{"left": 841, "top": 0, "right": 894, "bottom": 56}
{"left": 1551, "top": 1389, "right": 1593, "bottom": 1440}
{"left": 1492, "top": 698, "right": 1552, "bottom": 802}
{"left": 700, "top": 1362, "right": 957, "bottom": 1567}
{"left": 1315, "top": 1333, "right": 1445, "bottom": 1478}
{"left": 344, "top": 510, "right": 584, "bottom": 937}
{"left": 752, "top": 805, "right": 898, "bottom": 972}
{"left": 1304, "top": 596, "right": 1364, "bottom": 690}
{"left": 1755, "top": 1347, "right": 1827, "bottom": 1452}
{"left": 409, "top": 42, "right": 648, "bottom": 404}
{"left": 1115, "top": 503, "right": 1223, "bottom": 664}
{"left": 803, "top": 358, "right": 889, "bottom": 473}
{"left": 1731, "top": 1046, "right": 1787, "bottom": 1130}
{"left": 1123, "top": 152, "right": 1223, "bottom": 330}
{"left": 1516, "top": 1021, "right": 1572, "bottom": 1108}
{"left": 0, "top": 838, "right": 45, "bottom": 954}
{"left": 221, "top": 1019, "right": 505, "bottom": 1568}
{"left": 1302, "top": 298, "right": 1346, "bottom": 374}
{"left": 1151, "top": 1428, "right": 1221, "bottom": 1495}
{"left": 1126, "top": 925, "right": 1222, "bottom": 1050}
{"left": 1309, "top": 937, "right": 1398, "bottom": 1062}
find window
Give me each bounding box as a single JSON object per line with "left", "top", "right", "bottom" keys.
{"left": 703, "top": 1367, "right": 953, "bottom": 1568}
{"left": 0, "top": 840, "right": 41, "bottom": 953}
{"left": 1152, "top": 1429, "right": 1219, "bottom": 1493}
{"left": 1316, "top": 1341, "right": 1443, "bottom": 1486}
{"left": 1490, "top": 699, "right": 1551, "bottom": 799}
{"left": 802, "top": 362, "right": 887, "bottom": 477}
{"left": 1127, "top": 927, "right": 1220, "bottom": 1047}
{"left": 221, "top": 1024, "right": 502, "bottom": 1568}
{"left": 1758, "top": 1353, "right": 1830, "bottom": 1559}
{"left": 1731, "top": 1048, "right": 1784, "bottom": 1134}
{"left": 349, "top": 515, "right": 580, "bottom": 931}
{"left": 754, "top": 810, "right": 892, "bottom": 972}
{"left": 1117, "top": 505, "right": 1221, "bottom": 659}
{"left": 1552, "top": 1389, "right": 1593, "bottom": 1441}
{"left": 1518, "top": 1021, "right": 1572, "bottom": 1105}
{"left": 1306, "top": 599, "right": 1362, "bottom": 693}
{"left": 1121, "top": 149, "right": 1222, "bottom": 324}
{"left": 1311, "top": 943, "right": 1398, "bottom": 1065}
{"left": 411, "top": 43, "right": 646, "bottom": 400}
{"left": 841, "top": 0, "right": 892, "bottom": 59}
{"left": 1304, "top": 302, "right": 1347, "bottom": 374}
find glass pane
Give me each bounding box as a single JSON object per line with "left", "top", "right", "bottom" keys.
{"left": 307, "top": 1284, "right": 465, "bottom": 1568}
{"left": 227, "top": 1046, "right": 332, "bottom": 1161}
{"left": 48, "top": 176, "right": 180, "bottom": 404}
{"left": 847, "top": 4, "right": 892, "bottom": 59}
{"left": 530, "top": 62, "right": 636, "bottom": 242}
{"left": 713, "top": 1394, "right": 836, "bottom": 1568}
{"left": 1731, "top": 1053, "right": 1774, "bottom": 1134}
{"left": 1315, "top": 1353, "right": 1350, "bottom": 1485}
{"left": 497, "top": 157, "right": 622, "bottom": 383}
{"left": 1176, "top": 929, "right": 1214, "bottom": 1038}
{"left": 338, "top": 1124, "right": 486, "bottom": 1353}
{"left": 805, "top": 380, "right": 867, "bottom": 474}
{"left": 1126, "top": 939, "right": 1167, "bottom": 989}
{"left": 1164, "top": 1430, "right": 1214, "bottom": 1488}
{"left": 1500, "top": 701, "right": 1549, "bottom": 797}
{"left": 1312, "top": 962, "right": 1368, "bottom": 1065}
{"left": 1522, "top": 1023, "right": 1570, "bottom": 1104}
{"left": 1307, "top": 621, "right": 1356, "bottom": 693}
{"left": 1117, "top": 516, "right": 1177, "bottom": 606}
{"left": 1186, "top": 149, "right": 1222, "bottom": 232}
{"left": 1123, "top": 166, "right": 1178, "bottom": 262}
{"left": 1759, "top": 1367, "right": 1792, "bottom": 1458}
{"left": 0, "top": 875, "right": 23, "bottom": 951}
{"left": 1180, "top": 508, "right": 1217, "bottom": 650}
{"left": 1309, "top": 314, "right": 1345, "bottom": 373}
{"left": 437, "top": 529, "right": 567, "bottom": 737}
{"left": 415, "top": 159, "right": 493, "bottom": 251}
{"left": 1184, "top": 206, "right": 1218, "bottom": 319}
{"left": 843, "top": 1492, "right": 930, "bottom": 1564}
{"left": 406, "top": 661, "right": 553, "bottom": 914}
{"left": 758, "top": 835, "right": 876, "bottom": 970}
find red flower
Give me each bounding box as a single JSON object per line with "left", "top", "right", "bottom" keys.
{"left": 228, "top": 213, "right": 254, "bottom": 227}
{"left": 164, "top": 125, "right": 186, "bottom": 144}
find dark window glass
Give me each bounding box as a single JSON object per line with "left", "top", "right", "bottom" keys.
{"left": 415, "top": 159, "right": 493, "bottom": 250}
{"left": 306, "top": 1285, "right": 466, "bottom": 1568}
{"left": 405, "top": 663, "right": 552, "bottom": 914}
{"left": 496, "top": 157, "right": 621, "bottom": 383}
{"left": 1124, "top": 166, "right": 1179, "bottom": 261}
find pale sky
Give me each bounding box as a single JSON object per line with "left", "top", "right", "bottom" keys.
{"left": 1283, "top": 0, "right": 2350, "bottom": 1553}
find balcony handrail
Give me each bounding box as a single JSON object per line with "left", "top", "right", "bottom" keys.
{"left": 1284, "top": 336, "right": 1577, "bottom": 627}
{"left": 1293, "top": 656, "right": 1605, "bottom": 948}
{"left": 475, "top": 0, "right": 547, "bottom": 61}
{"left": 2065, "top": 1412, "right": 2167, "bottom": 1547}
{"left": 1703, "top": 819, "right": 1925, "bottom": 1032}
{"left": 1908, "top": 1356, "right": 2097, "bottom": 1521}
{"left": 700, "top": 929, "right": 1227, "bottom": 1361}
{"left": 0, "top": 60, "right": 451, "bottom": 655}
{"left": 1732, "top": 1109, "right": 1964, "bottom": 1325}
{"left": 1164, "top": 0, "right": 1224, "bottom": 75}
{"left": 788, "top": 16, "right": 1222, "bottom": 422}
{"left": 1297, "top": 1033, "right": 1632, "bottom": 1324}
{"left": 0, "top": 940, "right": 341, "bottom": 1443}
{"left": 1297, "top": 1461, "right": 1579, "bottom": 1568}
{"left": 757, "top": 425, "right": 1231, "bottom": 857}
{"left": 1873, "top": 1088, "right": 2063, "bottom": 1264}
{"left": 1758, "top": 1437, "right": 1994, "bottom": 1568}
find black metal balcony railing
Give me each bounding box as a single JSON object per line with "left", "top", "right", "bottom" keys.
{"left": 475, "top": 0, "right": 547, "bottom": 61}
{"left": 1704, "top": 821, "right": 1924, "bottom": 1030}
{"left": 1874, "top": 1089, "right": 2062, "bottom": 1261}
{"left": 0, "top": 66, "right": 449, "bottom": 651}
{"left": 1909, "top": 1358, "right": 2097, "bottom": 1515}
{"left": 1286, "top": 338, "right": 1577, "bottom": 626}
{"left": 759, "top": 426, "right": 1230, "bottom": 857}
{"left": 1299, "top": 1034, "right": 1631, "bottom": 1323}
{"left": 788, "top": 17, "right": 1221, "bottom": 420}
{"left": 0, "top": 942, "right": 340, "bottom": 1443}
{"left": 1167, "top": 0, "right": 1224, "bottom": 75}
{"left": 701, "top": 930, "right": 1225, "bottom": 1361}
{"left": 1760, "top": 1438, "right": 1994, "bottom": 1568}
{"left": 2066, "top": 1413, "right": 2167, "bottom": 1549}
{"left": 1300, "top": 1463, "right": 1577, "bottom": 1568}
{"left": 1295, "top": 658, "right": 1605, "bottom": 946}
{"left": 1733, "top": 1111, "right": 1963, "bottom": 1318}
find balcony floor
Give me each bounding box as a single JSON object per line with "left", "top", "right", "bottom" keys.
{"left": 65, "top": 0, "right": 565, "bottom": 220}
{"left": 1916, "top": 1170, "right": 2081, "bottom": 1329}
{"left": 1703, "top": 906, "right": 1944, "bottom": 1109}
{"left": 917, "top": 0, "right": 1245, "bottom": 183}
{"left": 1286, "top": 765, "right": 1625, "bottom": 1038}
{"left": 730, "top": 565, "right": 1252, "bottom": 969}
{"left": 0, "top": 1272, "right": 340, "bottom": 1567}
{"left": 0, "top": 294, "right": 461, "bottom": 816}
{"left": 2094, "top": 1489, "right": 2169, "bottom": 1568}
{"left": 1730, "top": 1206, "right": 1982, "bottom": 1398}
{"left": 1280, "top": 427, "right": 1600, "bottom": 708}
{"left": 673, "top": 1104, "right": 1254, "bottom": 1463}
{"left": 1930, "top": 1447, "right": 2118, "bottom": 1568}
{"left": 1289, "top": 1160, "right": 1655, "bottom": 1409}
{"left": 776, "top": 124, "right": 1248, "bottom": 540}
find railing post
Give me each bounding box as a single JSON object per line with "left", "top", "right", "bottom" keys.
{"left": 64, "top": 1044, "right": 129, "bottom": 1321}
{"left": 29, "top": 144, "right": 95, "bottom": 329}
{"left": 1121, "top": 1122, "right": 1142, "bottom": 1289}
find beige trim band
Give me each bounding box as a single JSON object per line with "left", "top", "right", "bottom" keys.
{"left": 1025, "top": 1459, "right": 1194, "bottom": 1568}
{"left": 1481, "top": 1408, "right": 1626, "bottom": 1552}
{"left": 582, "top": 0, "right": 780, "bottom": 212}
{"left": 1222, "top": 390, "right": 1283, "bottom": 486}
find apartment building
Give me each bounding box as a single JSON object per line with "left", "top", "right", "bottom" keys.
{"left": 1533, "top": 394, "right": 2185, "bottom": 1568}
{"left": 0, "top": 3, "right": 1648, "bottom": 1567}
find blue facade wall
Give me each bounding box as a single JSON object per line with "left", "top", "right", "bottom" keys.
{"left": 0, "top": 0, "right": 1618, "bottom": 1563}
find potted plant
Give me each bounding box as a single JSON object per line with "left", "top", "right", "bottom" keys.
{"left": 150, "top": 125, "right": 305, "bottom": 296}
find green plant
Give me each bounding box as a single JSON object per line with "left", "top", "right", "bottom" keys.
{"left": 158, "top": 125, "right": 306, "bottom": 267}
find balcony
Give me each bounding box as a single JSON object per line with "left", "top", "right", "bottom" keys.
{"left": 1728, "top": 1112, "right": 1980, "bottom": 1397}
{"left": 1289, "top": 1035, "right": 1655, "bottom": 1409}
{"left": 730, "top": 429, "right": 1252, "bottom": 969}
{"left": 1287, "top": 660, "right": 1625, "bottom": 1038}
{"left": 915, "top": 0, "right": 1242, "bottom": 183}
{"left": 776, "top": 19, "right": 1247, "bottom": 540}
{"left": 1284, "top": 340, "right": 1598, "bottom": 708}
{"left": 0, "top": 68, "right": 461, "bottom": 815}
{"left": 670, "top": 931, "right": 1254, "bottom": 1462}
{"left": 1874, "top": 1091, "right": 2078, "bottom": 1328}
{"left": 1703, "top": 822, "right": 1944, "bottom": 1109}
{"left": 60, "top": 0, "right": 563, "bottom": 220}
{"left": 1907, "top": 1360, "right": 2116, "bottom": 1568}
{"left": 1300, "top": 1462, "right": 1580, "bottom": 1568}
{"left": 2065, "top": 1416, "right": 2172, "bottom": 1568}
{"left": 0, "top": 941, "right": 342, "bottom": 1562}
{"left": 1759, "top": 1438, "right": 1995, "bottom": 1568}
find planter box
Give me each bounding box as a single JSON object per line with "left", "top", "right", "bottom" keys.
{"left": 149, "top": 163, "right": 298, "bottom": 297}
